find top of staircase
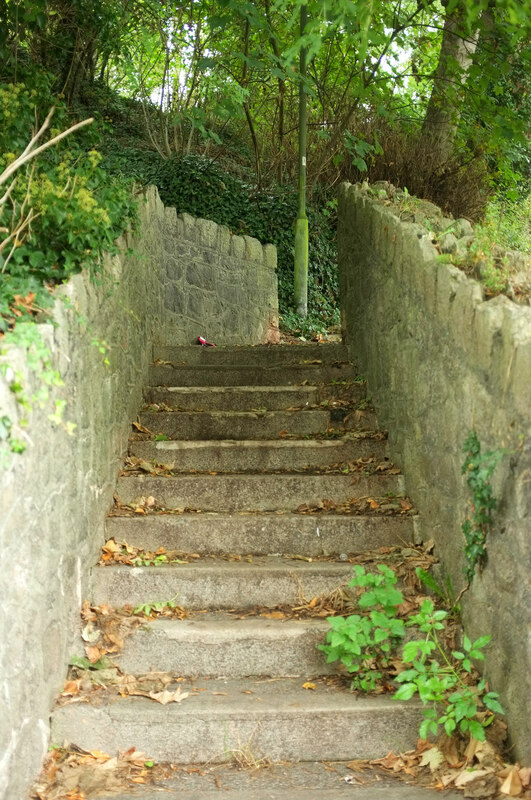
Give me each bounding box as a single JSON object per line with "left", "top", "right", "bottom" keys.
{"left": 153, "top": 341, "right": 348, "bottom": 366}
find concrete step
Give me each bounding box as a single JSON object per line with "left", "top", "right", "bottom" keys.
{"left": 154, "top": 342, "right": 349, "bottom": 366}
{"left": 114, "top": 473, "right": 404, "bottom": 512}
{"left": 129, "top": 437, "right": 386, "bottom": 471}
{"left": 90, "top": 558, "right": 356, "bottom": 609}
{"left": 118, "top": 613, "right": 333, "bottom": 677}
{"left": 138, "top": 410, "right": 332, "bottom": 440}
{"left": 51, "top": 677, "right": 422, "bottom": 763}
{"left": 88, "top": 791, "right": 460, "bottom": 800}
{"left": 148, "top": 363, "right": 355, "bottom": 387}
{"left": 88, "top": 761, "right": 464, "bottom": 800}
{"left": 88, "top": 790, "right": 458, "bottom": 800}
{"left": 144, "top": 383, "right": 367, "bottom": 411}
{"left": 106, "top": 513, "right": 414, "bottom": 556}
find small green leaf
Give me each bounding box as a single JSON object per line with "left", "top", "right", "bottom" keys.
{"left": 394, "top": 683, "right": 417, "bottom": 701}
{"left": 483, "top": 695, "right": 504, "bottom": 715}
{"left": 467, "top": 719, "right": 487, "bottom": 741}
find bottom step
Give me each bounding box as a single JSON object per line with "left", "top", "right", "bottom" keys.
{"left": 89, "top": 760, "right": 463, "bottom": 800}
{"left": 52, "top": 678, "right": 421, "bottom": 763}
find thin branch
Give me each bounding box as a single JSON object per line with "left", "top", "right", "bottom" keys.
{"left": 0, "top": 179, "right": 17, "bottom": 207}
{"left": 20, "top": 106, "right": 56, "bottom": 160}
{"left": 0, "top": 118, "right": 94, "bottom": 188}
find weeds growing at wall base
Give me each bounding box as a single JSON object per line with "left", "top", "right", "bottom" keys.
{"left": 320, "top": 564, "right": 503, "bottom": 743}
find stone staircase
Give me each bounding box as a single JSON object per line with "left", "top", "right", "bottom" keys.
{"left": 51, "top": 342, "right": 425, "bottom": 789}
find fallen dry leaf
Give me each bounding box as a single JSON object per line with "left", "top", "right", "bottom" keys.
{"left": 420, "top": 746, "right": 445, "bottom": 772}
{"left": 500, "top": 767, "right": 524, "bottom": 797}
{"left": 455, "top": 768, "right": 491, "bottom": 787}
{"left": 62, "top": 680, "right": 81, "bottom": 696}
{"left": 518, "top": 767, "right": 531, "bottom": 788}
{"left": 86, "top": 645, "right": 102, "bottom": 664}
{"left": 371, "top": 751, "right": 401, "bottom": 770}
{"left": 102, "top": 538, "right": 122, "bottom": 554}
{"left": 149, "top": 688, "right": 190, "bottom": 705}
{"left": 132, "top": 421, "right": 153, "bottom": 434}
{"left": 439, "top": 735, "right": 463, "bottom": 768}
{"left": 440, "top": 770, "right": 461, "bottom": 787}
{"left": 463, "top": 773, "right": 499, "bottom": 799}
{"left": 302, "top": 682, "right": 316, "bottom": 690}
{"left": 81, "top": 622, "right": 101, "bottom": 644}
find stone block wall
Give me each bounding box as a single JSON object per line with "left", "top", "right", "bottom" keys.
{"left": 0, "top": 186, "right": 278, "bottom": 799}
{"left": 338, "top": 182, "right": 531, "bottom": 761}
{"left": 160, "top": 209, "right": 278, "bottom": 345}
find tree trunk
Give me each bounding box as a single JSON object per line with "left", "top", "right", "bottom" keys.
{"left": 241, "top": 18, "right": 262, "bottom": 189}
{"left": 264, "top": 0, "right": 285, "bottom": 184}
{"left": 422, "top": 1, "right": 479, "bottom": 166}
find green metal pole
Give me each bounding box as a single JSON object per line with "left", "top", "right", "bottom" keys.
{"left": 294, "top": 1, "right": 308, "bottom": 317}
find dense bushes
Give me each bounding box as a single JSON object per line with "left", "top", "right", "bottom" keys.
{"left": 0, "top": 82, "right": 137, "bottom": 332}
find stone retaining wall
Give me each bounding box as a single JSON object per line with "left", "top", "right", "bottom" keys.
{"left": 161, "top": 210, "right": 278, "bottom": 344}
{"left": 0, "top": 186, "right": 278, "bottom": 799}
{"left": 338, "top": 182, "right": 531, "bottom": 761}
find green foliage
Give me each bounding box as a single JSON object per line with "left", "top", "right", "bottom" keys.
{"left": 0, "top": 415, "right": 25, "bottom": 463}
{"left": 416, "top": 567, "right": 459, "bottom": 612}
{"left": 0, "top": 83, "right": 137, "bottom": 332}
{"left": 0, "top": 322, "right": 74, "bottom": 463}
{"left": 341, "top": 133, "right": 383, "bottom": 173}
{"left": 69, "top": 654, "right": 113, "bottom": 671}
{"left": 133, "top": 597, "right": 178, "bottom": 616}
{"left": 461, "top": 432, "right": 504, "bottom": 581}
{"left": 395, "top": 599, "right": 503, "bottom": 741}
{"left": 483, "top": 194, "right": 531, "bottom": 255}
{"left": 319, "top": 565, "right": 406, "bottom": 692}
{"left": 0, "top": 81, "right": 136, "bottom": 462}
{"left": 102, "top": 147, "right": 339, "bottom": 324}
{"left": 321, "top": 565, "right": 503, "bottom": 741}
{"left": 131, "top": 554, "right": 168, "bottom": 567}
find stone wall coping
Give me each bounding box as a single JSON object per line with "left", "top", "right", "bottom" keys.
{"left": 170, "top": 203, "right": 277, "bottom": 270}
{"left": 340, "top": 182, "right": 531, "bottom": 357}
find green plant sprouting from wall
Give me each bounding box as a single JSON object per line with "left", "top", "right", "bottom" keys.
{"left": 461, "top": 431, "right": 504, "bottom": 581}
{"left": 320, "top": 564, "right": 503, "bottom": 742}
{"left": 0, "top": 322, "right": 69, "bottom": 464}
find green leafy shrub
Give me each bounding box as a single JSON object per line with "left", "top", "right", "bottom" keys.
{"left": 321, "top": 564, "right": 503, "bottom": 742}
{"left": 395, "top": 599, "right": 503, "bottom": 741}
{"left": 319, "top": 565, "right": 406, "bottom": 691}
{"left": 483, "top": 194, "right": 531, "bottom": 255}
{"left": 0, "top": 82, "right": 137, "bottom": 332}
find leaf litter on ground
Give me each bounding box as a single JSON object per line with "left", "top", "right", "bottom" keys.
{"left": 99, "top": 539, "right": 430, "bottom": 572}
{"left": 30, "top": 744, "right": 175, "bottom": 800}
{"left": 108, "top": 490, "right": 415, "bottom": 518}
{"left": 47, "top": 579, "right": 530, "bottom": 798}
{"left": 119, "top": 452, "right": 403, "bottom": 479}
{"left": 343, "top": 734, "right": 531, "bottom": 800}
